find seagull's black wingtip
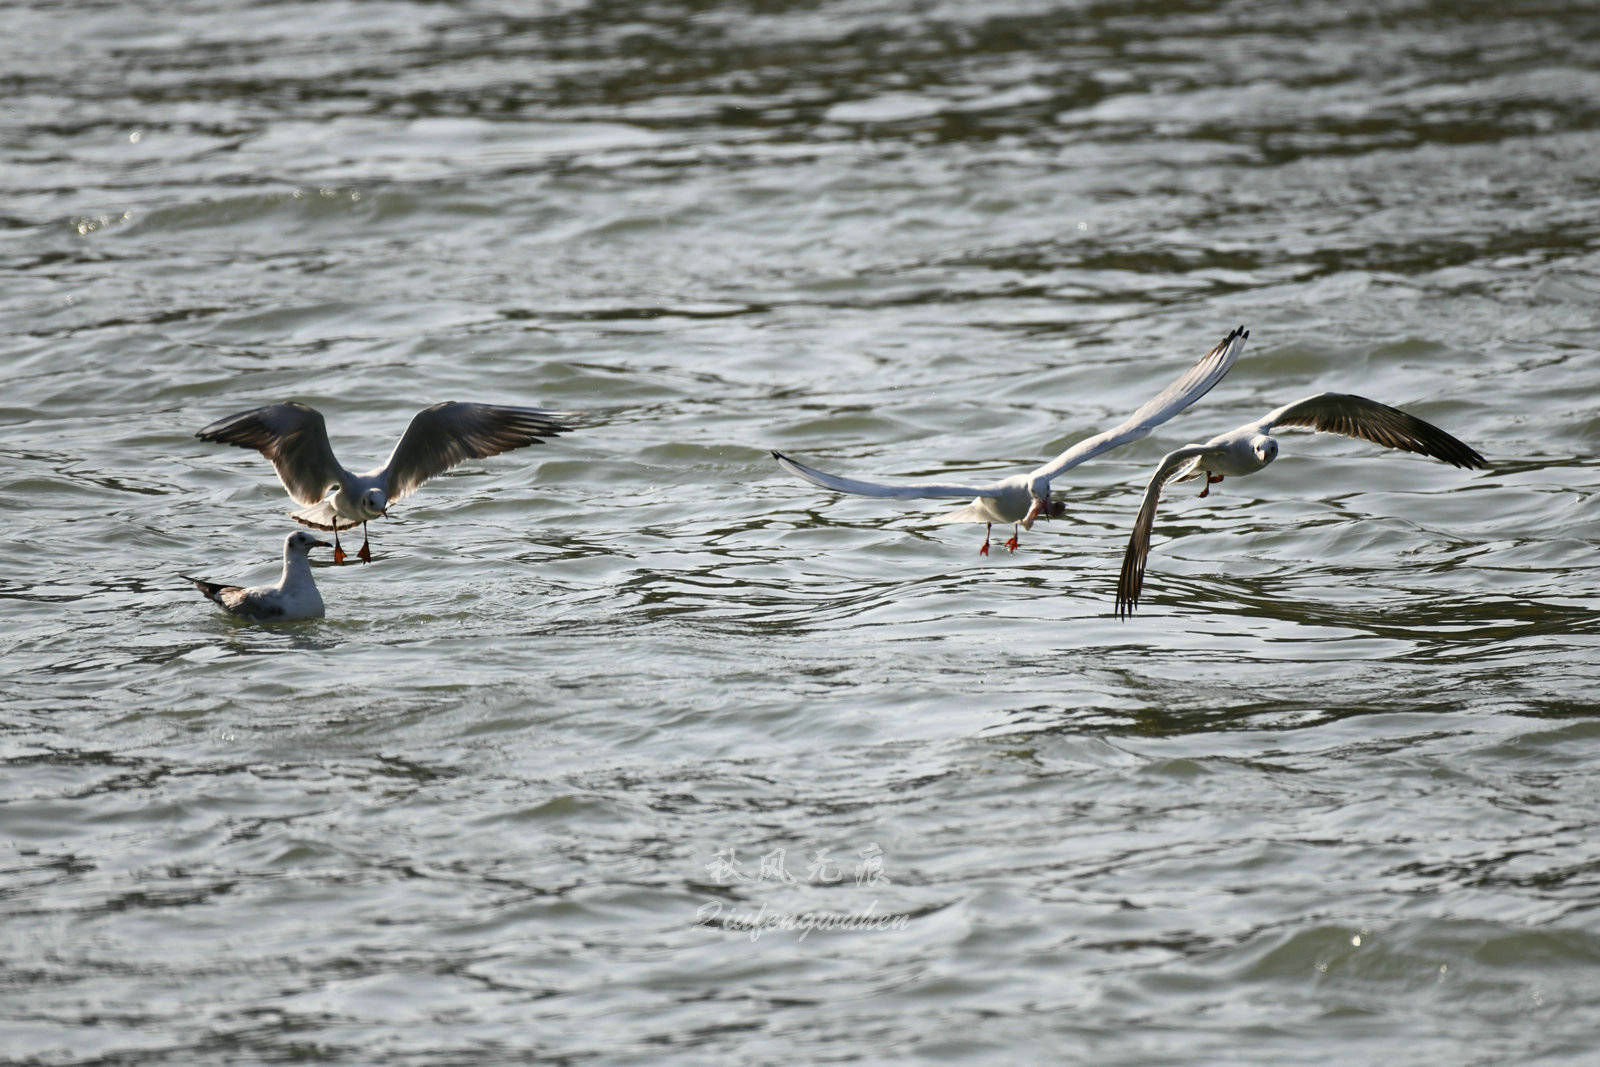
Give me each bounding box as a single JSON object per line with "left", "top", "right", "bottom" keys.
{"left": 179, "top": 574, "right": 225, "bottom": 598}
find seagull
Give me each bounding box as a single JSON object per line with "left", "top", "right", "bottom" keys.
{"left": 773, "top": 325, "right": 1250, "bottom": 555}
{"left": 1114, "top": 393, "right": 1487, "bottom": 617}
{"left": 182, "top": 530, "right": 331, "bottom": 621}
{"left": 197, "top": 401, "right": 575, "bottom": 562}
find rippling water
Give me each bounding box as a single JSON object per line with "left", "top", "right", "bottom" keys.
{"left": 5, "top": 1, "right": 1600, "bottom": 1061}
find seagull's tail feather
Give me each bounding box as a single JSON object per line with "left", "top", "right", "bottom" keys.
{"left": 928, "top": 502, "right": 992, "bottom": 525}
{"left": 289, "top": 501, "right": 361, "bottom": 532}
{"left": 180, "top": 575, "right": 230, "bottom": 605}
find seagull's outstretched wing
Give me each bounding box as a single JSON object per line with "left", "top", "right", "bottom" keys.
{"left": 379, "top": 402, "right": 576, "bottom": 503}
{"left": 1253, "top": 393, "right": 1487, "bottom": 469}
{"left": 1029, "top": 325, "right": 1248, "bottom": 483}
{"left": 1115, "top": 445, "right": 1225, "bottom": 618}
{"left": 196, "top": 402, "right": 345, "bottom": 506}
{"left": 771, "top": 450, "right": 1007, "bottom": 501}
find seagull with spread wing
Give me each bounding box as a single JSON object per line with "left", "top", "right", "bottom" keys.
{"left": 197, "top": 401, "right": 575, "bottom": 562}
{"left": 1114, "top": 393, "right": 1487, "bottom": 617}
{"left": 773, "top": 325, "right": 1249, "bottom": 555}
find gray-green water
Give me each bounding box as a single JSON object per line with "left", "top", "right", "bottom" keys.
{"left": 5, "top": 1, "right": 1600, "bottom": 1062}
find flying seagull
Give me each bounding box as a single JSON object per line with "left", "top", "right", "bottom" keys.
{"left": 1114, "top": 392, "right": 1487, "bottom": 617}
{"left": 197, "top": 401, "right": 575, "bottom": 562}
{"left": 773, "top": 325, "right": 1249, "bottom": 555}
{"left": 182, "top": 530, "right": 331, "bottom": 621}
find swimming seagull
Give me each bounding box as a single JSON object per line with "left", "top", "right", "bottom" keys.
{"left": 182, "top": 530, "right": 331, "bottom": 621}
{"left": 197, "top": 401, "right": 575, "bottom": 562}
{"left": 1114, "top": 393, "right": 1487, "bottom": 617}
{"left": 773, "top": 325, "right": 1250, "bottom": 555}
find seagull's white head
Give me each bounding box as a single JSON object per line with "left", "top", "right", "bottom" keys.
{"left": 359, "top": 487, "right": 389, "bottom": 519}
{"left": 1252, "top": 435, "right": 1279, "bottom": 468}
{"left": 1022, "top": 479, "right": 1063, "bottom": 529}
{"left": 287, "top": 531, "right": 332, "bottom": 554}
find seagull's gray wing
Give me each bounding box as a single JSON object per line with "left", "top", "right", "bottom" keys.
{"left": 180, "top": 574, "right": 234, "bottom": 606}
{"left": 179, "top": 575, "right": 278, "bottom": 619}
{"left": 1029, "top": 325, "right": 1248, "bottom": 482}
{"left": 196, "top": 402, "right": 345, "bottom": 506}
{"left": 1115, "top": 445, "right": 1226, "bottom": 618}
{"left": 378, "top": 402, "right": 576, "bottom": 503}
{"left": 1254, "top": 393, "right": 1486, "bottom": 469}
{"left": 225, "top": 589, "right": 284, "bottom": 619}
{"left": 772, "top": 450, "right": 1007, "bottom": 501}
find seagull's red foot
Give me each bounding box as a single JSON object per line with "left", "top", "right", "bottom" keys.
{"left": 1198, "top": 473, "right": 1224, "bottom": 499}
{"left": 357, "top": 542, "right": 371, "bottom": 563}
{"left": 333, "top": 546, "right": 347, "bottom": 564}
{"left": 979, "top": 540, "right": 990, "bottom": 556}
{"left": 1004, "top": 536, "right": 1020, "bottom": 553}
